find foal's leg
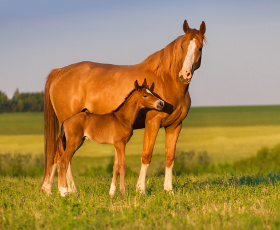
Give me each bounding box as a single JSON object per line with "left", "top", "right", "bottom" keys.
{"left": 66, "top": 162, "right": 78, "bottom": 195}
{"left": 57, "top": 141, "right": 78, "bottom": 197}
{"left": 109, "top": 149, "right": 119, "bottom": 196}
{"left": 114, "top": 142, "right": 126, "bottom": 194}
{"left": 164, "top": 123, "right": 182, "bottom": 191}
{"left": 136, "top": 119, "right": 161, "bottom": 194}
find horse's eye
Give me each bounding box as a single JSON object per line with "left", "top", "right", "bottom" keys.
{"left": 199, "top": 47, "right": 202, "bottom": 52}
{"left": 143, "top": 95, "right": 148, "bottom": 98}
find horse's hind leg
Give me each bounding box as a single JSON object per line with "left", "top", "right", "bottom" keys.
{"left": 41, "top": 137, "right": 63, "bottom": 194}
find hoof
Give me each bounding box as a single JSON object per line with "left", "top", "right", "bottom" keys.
{"left": 41, "top": 182, "right": 52, "bottom": 195}
{"left": 136, "top": 184, "right": 146, "bottom": 195}
{"left": 164, "top": 189, "right": 174, "bottom": 195}
{"left": 59, "top": 187, "right": 68, "bottom": 197}
{"left": 109, "top": 182, "right": 116, "bottom": 197}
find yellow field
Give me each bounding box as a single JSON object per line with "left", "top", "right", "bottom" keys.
{"left": 1, "top": 125, "right": 279, "bottom": 164}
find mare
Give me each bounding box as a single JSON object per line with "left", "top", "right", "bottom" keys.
{"left": 56, "top": 80, "right": 164, "bottom": 196}
{"left": 42, "top": 20, "right": 206, "bottom": 194}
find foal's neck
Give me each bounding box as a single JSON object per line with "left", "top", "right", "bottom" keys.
{"left": 114, "top": 95, "right": 141, "bottom": 128}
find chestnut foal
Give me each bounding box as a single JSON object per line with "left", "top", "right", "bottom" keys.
{"left": 56, "top": 80, "right": 164, "bottom": 196}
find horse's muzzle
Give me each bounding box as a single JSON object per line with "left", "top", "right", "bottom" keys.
{"left": 156, "top": 100, "right": 164, "bottom": 111}
{"left": 180, "top": 75, "right": 191, "bottom": 84}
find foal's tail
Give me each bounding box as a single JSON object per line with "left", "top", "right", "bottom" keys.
{"left": 43, "top": 68, "right": 61, "bottom": 182}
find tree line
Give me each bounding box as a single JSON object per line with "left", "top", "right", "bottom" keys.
{"left": 0, "top": 89, "right": 44, "bottom": 113}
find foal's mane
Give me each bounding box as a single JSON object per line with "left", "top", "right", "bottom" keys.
{"left": 112, "top": 86, "right": 145, "bottom": 113}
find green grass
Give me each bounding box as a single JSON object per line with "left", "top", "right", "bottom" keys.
{"left": 1, "top": 104, "right": 280, "bottom": 230}
{"left": 1, "top": 172, "right": 280, "bottom": 229}
{"left": 184, "top": 105, "right": 280, "bottom": 127}
{"left": 0, "top": 112, "right": 43, "bottom": 135}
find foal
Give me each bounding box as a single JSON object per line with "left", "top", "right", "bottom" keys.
{"left": 57, "top": 80, "right": 164, "bottom": 196}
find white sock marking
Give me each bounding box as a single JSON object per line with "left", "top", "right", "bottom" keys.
{"left": 164, "top": 161, "right": 174, "bottom": 191}
{"left": 66, "top": 163, "right": 77, "bottom": 193}
{"left": 109, "top": 182, "right": 116, "bottom": 196}
{"left": 59, "top": 187, "right": 68, "bottom": 197}
{"left": 136, "top": 163, "right": 149, "bottom": 193}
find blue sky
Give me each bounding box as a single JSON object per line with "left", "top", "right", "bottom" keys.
{"left": 1, "top": 0, "right": 279, "bottom": 106}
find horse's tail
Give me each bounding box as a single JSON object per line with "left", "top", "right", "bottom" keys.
{"left": 43, "top": 68, "right": 61, "bottom": 182}
{"left": 60, "top": 122, "right": 66, "bottom": 151}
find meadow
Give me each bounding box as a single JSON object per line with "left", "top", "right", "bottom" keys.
{"left": 1, "top": 105, "right": 280, "bottom": 229}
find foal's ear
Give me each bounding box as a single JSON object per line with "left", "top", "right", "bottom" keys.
{"left": 142, "top": 78, "right": 148, "bottom": 88}
{"left": 134, "top": 80, "right": 140, "bottom": 91}
{"left": 199, "top": 21, "right": 206, "bottom": 36}
{"left": 183, "top": 20, "right": 189, "bottom": 34}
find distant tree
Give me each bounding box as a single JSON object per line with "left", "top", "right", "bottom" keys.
{"left": 0, "top": 91, "right": 10, "bottom": 112}
{"left": 0, "top": 89, "right": 44, "bottom": 113}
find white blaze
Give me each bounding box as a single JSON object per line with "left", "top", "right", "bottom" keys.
{"left": 181, "top": 38, "right": 197, "bottom": 74}
{"left": 146, "top": 89, "right": 152, "bottom": 94}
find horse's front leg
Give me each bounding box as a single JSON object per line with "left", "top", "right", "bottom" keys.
{"left": 164, "top": 123, "right": 182, "bottom": 192}
{"left": 136, "top": 119, "right": 161, "bottom": 194}
{"left": 109, "top": 149, "right": 119, "bottom": 196}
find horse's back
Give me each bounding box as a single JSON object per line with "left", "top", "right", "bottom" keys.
{"left": 49, "top": 61, "right": 150, "bottom": 123}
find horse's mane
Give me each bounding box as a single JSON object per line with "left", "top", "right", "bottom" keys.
{"left": 138, "top": 31, "right": 206, "bottom": 78}
{"left": 139, "top": 36, "right": 184, "bottom": 78}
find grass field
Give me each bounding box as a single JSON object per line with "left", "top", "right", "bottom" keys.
{"left": 1, "top": 105, "right": 280, "bottom": 229}
{"left": 1, "top": 172, "right": 280, "bottom": 229}
{"left": 0, "top": 105, "right": 279, "bottom": 164}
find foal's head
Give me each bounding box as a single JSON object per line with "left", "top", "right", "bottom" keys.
{"left": 134, "top": 79, "right": 164, "bottom": 111}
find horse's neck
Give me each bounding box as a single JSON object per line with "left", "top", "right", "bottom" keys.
{"left": 114, "top": 96, "right": 140, "bottom": 128}
{"left": 139, "top": 36, "right": 183, "bottom": 80}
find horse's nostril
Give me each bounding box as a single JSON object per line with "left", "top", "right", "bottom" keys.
{"left": 187, "top": 72, "right": 190, "bottom": 77}
{"left": 160, "top": 101, "right": 163, "bottom": 106}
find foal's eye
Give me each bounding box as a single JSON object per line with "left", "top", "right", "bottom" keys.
{"left": 199, "top": 47, "right": 202, "bottom": 52}
{"left": 143, "top": 95, "right": 148, "bottom": 98}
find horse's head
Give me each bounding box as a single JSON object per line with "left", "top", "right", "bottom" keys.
{"left": 179, "top": 20, "right": 206, "bottom": 84}
{"left": 134, "top": 79, "right": 164, "bottom": 111}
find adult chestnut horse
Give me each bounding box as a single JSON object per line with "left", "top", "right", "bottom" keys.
{"left": 42, "top": 20, "right": 206, "bottom": 194}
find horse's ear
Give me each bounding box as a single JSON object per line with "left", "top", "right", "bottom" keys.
{"left": 134, "top": 80, "right": 140, "bottom": 91}
{"left": 150, "top": 82, "right": 155, "bottom": 92}
{"left": 199, "top": 21, "right": 206, "bottom": 36}
{"left": 183, "top": 20, "right": 189, "bottom": 34}
{"left": 142, "top": 78, "right": 148, "bottom": 88}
